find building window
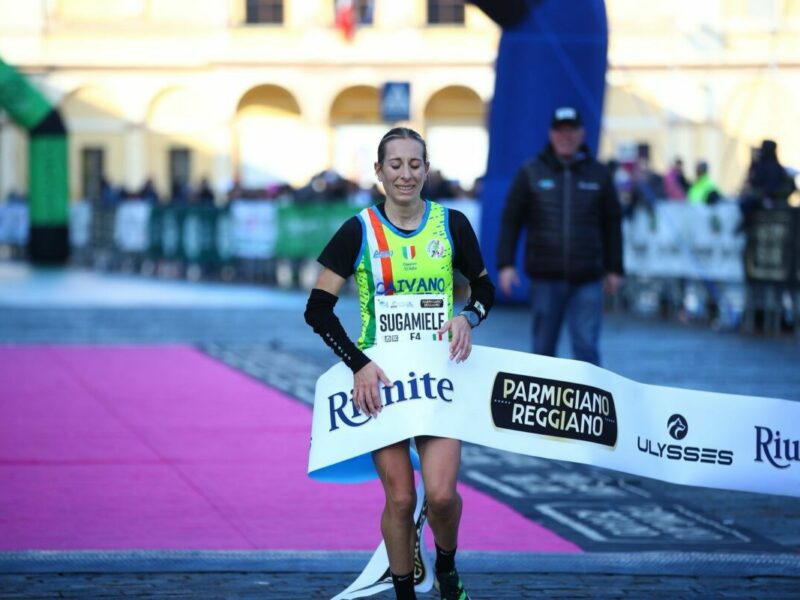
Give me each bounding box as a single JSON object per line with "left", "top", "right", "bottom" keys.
{"left": 81, "top": 147, "right": 104, "bottom": 202}
{"left": 169, "top": 147, "right": 191, "bottom": 201}
{"left": 427, "top": 0, "right": 465, "bottom": 25}
{"left": 333, "top": 0, "right": 375, "bottom": 25}
{"left": 246, "top": 0, "right": 283, "bottom": 24}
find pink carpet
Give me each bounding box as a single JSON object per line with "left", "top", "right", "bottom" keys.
{"left": 0, "top": 346, "right": 580, "bottom": 552}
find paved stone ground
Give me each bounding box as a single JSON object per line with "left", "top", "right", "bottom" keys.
{"left": 2, "top": 570, "right": 800, "bottom": 599}
{"left": 1, "top": 265, "right": 799, "bottom": 598}
{"left": 1, "top": 550, "right": 799, "bottom": 599}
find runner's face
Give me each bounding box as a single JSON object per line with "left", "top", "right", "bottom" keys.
{"left": 376, "top": 139, "right": 428, "bottom": 205}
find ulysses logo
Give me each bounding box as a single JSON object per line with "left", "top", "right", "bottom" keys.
{"left": 328, "top": 371, "right": 454, "bottom": 431}
{"left": 754, "top": 426, "right": 799, "bottom": 469}
{"left": 637, "top": 414, "right": 734, "bottom": 466}
{"left": 490, "top": 372, "right": 617, "bottom": 447}
{"left": 667, "top": 414, "right": 688, "bottom": 440}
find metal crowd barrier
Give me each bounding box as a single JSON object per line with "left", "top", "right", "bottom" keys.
{"left": 741, "top": 209, "right": 800, "bottom": 335}
{"left": 1, "top": 199, "right": 797, "bottom": 335}
{"left": 65, "top": 198, "right": 363, "bottom": 287}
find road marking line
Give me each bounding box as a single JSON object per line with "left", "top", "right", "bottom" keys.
{"left": 535, "top": 504, "right": 607, "bottom": 542}
{"left": 464, "top": 470, "right": 524, "bottom": 498}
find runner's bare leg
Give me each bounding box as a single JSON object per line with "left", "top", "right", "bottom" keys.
{"left": 372, "top": 440, "right": 417, "bottom": 574}
{"left": 415, "top": 436, "right": 462, "bottom": 551}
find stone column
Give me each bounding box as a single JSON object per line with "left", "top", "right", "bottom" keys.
{"left": 124, "top": 123, "right": 146, "bottom": 194}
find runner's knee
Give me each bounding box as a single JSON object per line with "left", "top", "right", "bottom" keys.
{"left": 384, "top": 488, "right": 417, "bottom": 519}
{"left": 425, "top": 487, "right": 458, "bottom": 516}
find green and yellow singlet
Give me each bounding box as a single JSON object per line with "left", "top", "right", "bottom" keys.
{"left": 354, "top": 200, "right": 454, "bottom": 350}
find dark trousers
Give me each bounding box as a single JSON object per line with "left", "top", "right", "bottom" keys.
{"left": 530, "top": 278, "right": 604, "bottom": 366}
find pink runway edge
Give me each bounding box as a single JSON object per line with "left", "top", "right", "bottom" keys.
{"left": 0, "top": 346, "right": 580, "bottom": 553}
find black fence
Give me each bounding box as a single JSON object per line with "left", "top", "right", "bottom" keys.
{"left": 740, "top": 209, "right": 800, "bottom": 335}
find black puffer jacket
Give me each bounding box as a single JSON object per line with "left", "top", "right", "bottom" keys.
{"left": 497, "top": 143, "right": 623, "bottom": 282}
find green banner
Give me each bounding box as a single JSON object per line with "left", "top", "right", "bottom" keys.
{"left": 215, "top": 210, "right": 234, "bottom": 262}
{"left": 28, "top": 134, "right": 69, "bottom": 225}
{"left": 148, "top": 205, "right": 232, "bottom": 264}
{"left": 0, "top": 58, "right": 51, "bottom": 129}
{"left": 182, "top": 205, "right": 226, "bottom": 264}
{"left": 148, "top": 206, "right": 182, "bottom": 260}
{"left": 275, "top": 202, "right": 361, "bottom": 259}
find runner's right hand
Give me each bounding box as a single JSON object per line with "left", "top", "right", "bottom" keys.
{"left": 353, "top": 361, "right": 392, "bottom": 418}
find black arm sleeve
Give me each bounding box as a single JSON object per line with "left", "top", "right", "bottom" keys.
{"left": 449, "top": 209, "right": 495, "bottom": 324}
{"left": 496, "top": 165, "right": 531, "bottom": 269}
{"left": 304, "top": 288, "right": 370, "bottom": 373}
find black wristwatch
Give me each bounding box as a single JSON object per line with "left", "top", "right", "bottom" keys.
{"left": 458, "top": 309, "right": 480, "bottom": 329}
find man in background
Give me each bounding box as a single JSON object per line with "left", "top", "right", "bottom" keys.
{"left": 497, "top": 106, "right": 623, "bottom": 366}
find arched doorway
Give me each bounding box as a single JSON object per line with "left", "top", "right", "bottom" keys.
{"left": 424, "top": 85, "right": 487, "bottom": 193}
{"left": 147, "top": 87, "right": 217, "bottom": 199}
{"left": 62, "top": 86, "right": 126, "bottom": 201}
{"left": 329, "top": 85, "right": 383, "bottom": 187}
{"left": 235, "top": 85, "right": 303, "bottom": 188}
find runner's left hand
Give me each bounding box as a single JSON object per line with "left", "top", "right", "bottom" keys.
{"left": 440, "top": 315, "right": 472, "bottom": 363}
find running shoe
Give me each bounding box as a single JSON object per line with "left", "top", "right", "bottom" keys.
{"left": 435, "top": 568, "right": 470, "bottom": 600}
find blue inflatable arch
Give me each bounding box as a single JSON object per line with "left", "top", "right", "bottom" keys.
{"left": 469, "top": 0, "right": 609, "bottom": 302}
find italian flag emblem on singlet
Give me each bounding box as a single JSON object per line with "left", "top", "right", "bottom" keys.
{"left": 402, "top": 245, "right": 416, "bottom": 260}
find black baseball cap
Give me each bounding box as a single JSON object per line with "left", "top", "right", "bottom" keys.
{"left": 551, "top": 106, "right": 582, "bottom": 128}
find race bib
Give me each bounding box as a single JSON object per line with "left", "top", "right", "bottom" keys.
{"left": 375, "top": 294, "right": 449, "bottom": 345}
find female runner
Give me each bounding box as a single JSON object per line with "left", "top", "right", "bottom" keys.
{"left": 305, "top": 127, "right": 494, "bottom": 600}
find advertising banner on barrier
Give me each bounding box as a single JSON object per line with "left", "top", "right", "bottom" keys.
{"left": 275, "top": 202, "right": 361, "bottom": 259}
{"left": 69, "top": 201, "right": 91, "bottom": 248}
{"left": 180, "top": 206, "right": 221, "bottom": 264}
{"left": 623, "top": 203, "right": 745, "bottom": 282}
{"left": 229, "top": 200, "right": 278, "bottom": 259}
{"left": 744, "top": 209, "right": 797, "bottom": 284}
{"left": 0, "top": 203, "right": 29, "bottom": 245}
{"left": 113, "top": 200, "right": 152, "bottom": 252}
{"left": 309, "top": 342, "right": 799, "bottom": 497}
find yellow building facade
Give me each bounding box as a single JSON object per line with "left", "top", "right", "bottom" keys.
{"left": 0, "top": 0, "right": 497, "bottom": 201}
{"left": 603, "top": 0, "right": 800, "bottom": 195}
{"left": 0, "top": 0, "right": 799, "bottom": 202}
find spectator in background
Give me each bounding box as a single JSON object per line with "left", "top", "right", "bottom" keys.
{"left": 607, "top": 159, "right": 635, "bottom": 219}
{"left": 5, "top": 189, "right": 25, "bottom": 204}
{"left": 296, "top": 169, "right": 352, "bottom": 203}
{"left": 196, "top": 177, "right": 216, "bottom": 204}
{"left": 99, "top": 176, "right": 122, "bottom": 207}
{"left": 687, "top": 161, "right": 721, "bottom": 205}
{"left": 738, "top": 139, "right": 797, "bottom": 232}
{"left": 138, "top": 178, "right": 160, "bottom": 204}
{"left": 664, "top": 157, "right": 689, "bottom": 200}
{"left": 630, "top": 157, "right": 664, "bottom": 215}
{"left": 497, "top": 106, "right": 624, "bottom": 366}
{"left": 421, "top": 168, "right": 458, "bottom": 200}
{"left": 744, "top": 140, "right": 796, "bottom": 209}
{"left": 171, "top": 178, "right": 191, "bottom": 203}
{"left": 225, "top": 180, "right": 243, "bottom": 204}
{"left": 469, "top": 175, "right": 484, "bottom": 200}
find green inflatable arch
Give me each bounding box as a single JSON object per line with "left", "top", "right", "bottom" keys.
{"left": 0, "top": 57, "right": 69, "bottom": 263}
